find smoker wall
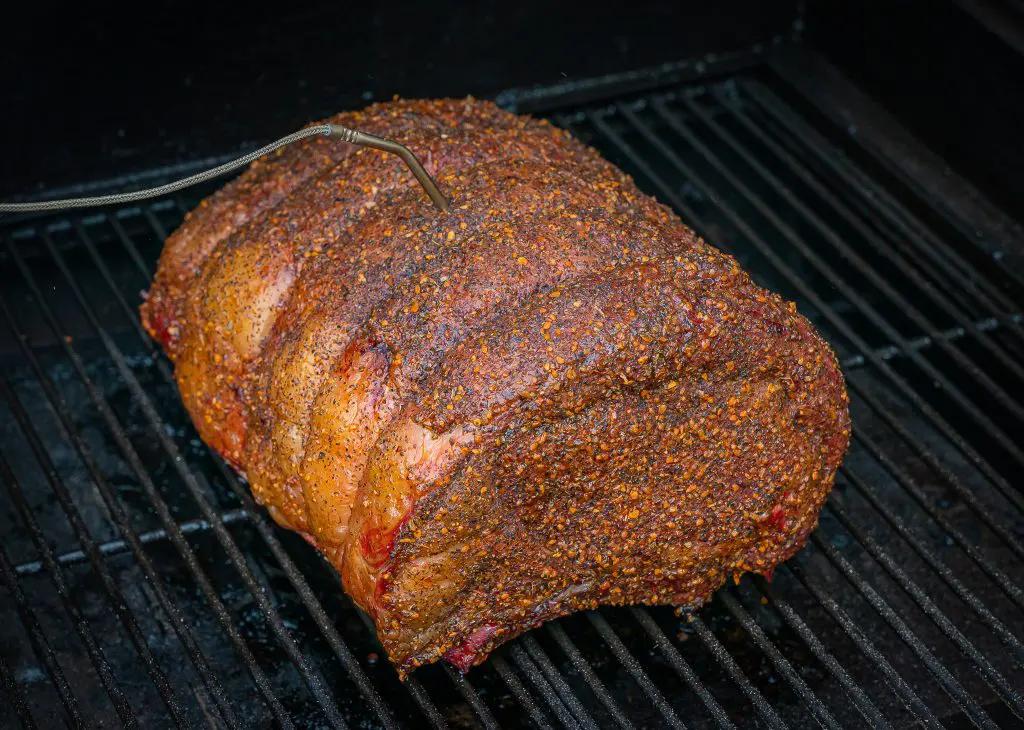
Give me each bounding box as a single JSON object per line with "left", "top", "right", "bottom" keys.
{"left": 0, "top": 0, "right": 797, "bottom": 198}
{"left": 3, "top": 0, "right": 1020, "bottom": 212}
{"left": 805, "top": 0, "right": 1024, "bottom": 219}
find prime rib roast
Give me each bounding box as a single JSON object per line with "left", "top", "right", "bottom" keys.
{"left": 140, "top": 98, "right": 851, "bottom": 676}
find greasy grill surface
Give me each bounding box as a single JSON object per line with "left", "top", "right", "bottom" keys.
{"left": 2, "top": 73, "right": 1023, "bottom": 729}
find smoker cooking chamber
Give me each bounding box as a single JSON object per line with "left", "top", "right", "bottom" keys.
{"left": 1, "top": 46, "right": 1023, "bottom": 729}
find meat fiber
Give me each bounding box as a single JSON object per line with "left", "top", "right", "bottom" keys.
{"left": 140, "top": 97, "right": 851, "bottom": 676}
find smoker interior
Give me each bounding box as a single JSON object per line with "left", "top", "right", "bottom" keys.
{"left": 2, "top": 57, "right": 1024, "bottom": 730}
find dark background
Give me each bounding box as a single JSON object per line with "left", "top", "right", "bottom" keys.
{"left": 803, "top": 0, "right": 1024, "bottom": 217}
{"left": 1, "top": 0, "right": 1022, "bottom": 211}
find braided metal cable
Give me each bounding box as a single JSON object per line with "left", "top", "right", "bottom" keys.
{"left": 0, "top": 125, "right": 334, "bottom": 213}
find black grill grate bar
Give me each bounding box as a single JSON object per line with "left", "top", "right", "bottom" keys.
{"left": 808, "top": 533, "right": 998, "bottom": 729}
{"left": 744, "top": 79, "right": 1024, "bottom": 303}
{"left": 853, "top": 429, "right": 1024, "bottom": 603}
{"left": 0, "top": 369, "right": 190, "bottom": 726}
{"left": 717, "top": 84, "right": 1024, "bottom": 349}
{"left": 23, "top": 232, "right": 350, "bottom": 729}
{"left": 0, "top": 453, "right": 137, "bottom": 727}
{"left": 715, "top": 82, "right": 1024, "bottom": 346}
{"left": 519, "top": 637, "right": 602, "bottom": 730}
{"left": 626, "top": 608, "right": 736, "bottom": 730}
{"left": 3, "top": 236, "right": 289, "bottom": 727}
{"left": 825, "top": 498, "right": 1024, "bottom": 717}
{"left": 401, "top": 678, "right": 450, "bottom": 730}
{"left": 0, "top": 542, "right": 82, "bottom": 726}
{"left": 10, "top": 234, "right": 299, "bottom": 727}
{"left": 632, "top": 101, "right": 1024, "bottom": 470}
{"left": 72, "top": 220, "right": 405, "bottom": 730}
{"left": 109, "top": 214, "right": 158, "bottom": 280}
{"left": 509, "top": 644, "right": 589, "bottom": 729}
{"left": 585, "top": 613, "right": 689, "bottom": 729}
{"left": 491, "top": 656, "right": 556, "bottom": 730}
{"left": 74, "top": 220, "right": 167, "bottom": 364}
{"left": 0, "top": 291, "right": 240, "bottom": 727}
{"left": 13, "top": 509, "right": 250, "bottom": 577}
{"left": 350, "top": 609, "right": 450, "bottom": 726}
{"left": 686, "top": 615, "right": 788, "bottom": 730}
{"left": 142, "top": 205, "right": 171, "bottom": 247}
{"left": 0, "top": 652, "right": 36, "bottom": 730}
{"left": 582, "top": 104, "right": 1024, "bottom": 544}
{"left": 785, "top": 563, "right": 944, "bottom": 729}
{"left": 862, "top": 362, "right": 1024, "bottom": 549}
{"left": 675, "top": 94, "right": 1024, "bottom": 390}
{"left": 545, "top": 623, "right": 638, "bottom": 730}
{"left": 838, "top": 315, "right": 1020, "bottom": 370}
{"left": 716, "top": 592, "right": 842, "bottom": 729}
{"left": 751, "top": 578, "right": 893, "bottom": 729}
{"left": 443, "top": 665, "right": 502, "bottom": 730}
{"left": 842, "top": 464, "right": 1024, "bottom": 651}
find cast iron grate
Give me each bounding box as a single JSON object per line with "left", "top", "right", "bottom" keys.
{"left": 1, "top": 70, "right": 1023, "bottom": 729}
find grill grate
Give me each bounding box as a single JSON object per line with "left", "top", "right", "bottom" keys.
{"left": 2, "top": 69, "right": 1023, "bottom": 729}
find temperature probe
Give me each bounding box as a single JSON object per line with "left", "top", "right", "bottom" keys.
{"left": 0, "top": 124, "right": 450, "bottom": 214}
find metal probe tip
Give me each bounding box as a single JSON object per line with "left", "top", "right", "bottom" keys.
{"left": 327, "top": 125, "right": 450, "bottom": 212}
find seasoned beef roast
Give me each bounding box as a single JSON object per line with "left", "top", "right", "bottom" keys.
{"left": 140, "top": 98, "right": 851, "bottom": 675}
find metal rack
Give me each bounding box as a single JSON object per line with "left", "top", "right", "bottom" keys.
{"left": 1, "top": 63, "right": 1022, "bottom": 729}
